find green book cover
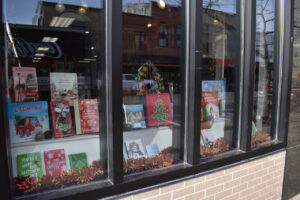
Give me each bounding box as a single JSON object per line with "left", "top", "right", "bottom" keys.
{"left": 17, "top": 152, "right": 43, "bottom": 177}
{"left": 68, "top": 152, "right": 88, "bottom": 170}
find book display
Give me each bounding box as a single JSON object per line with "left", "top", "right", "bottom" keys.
{"left": 17, "top": 152, "right": 43, "bottom": 177}
{"left": 12, "top": 67, "right": 39, "bottom": 102}
{"left": 50, "top": 73, "right": 78, "bottom": 106}
{"left": 123, "top": 104, "right": 146, "bottom": 129}
{"left": 44, "top": 149, "right": 67, "bottom": 177}
{"left": 74, "top": 99, "right": 100, "bottom": 134}
{"left": 51, "top": 100, "right": 74, "bottom": 138}
{"left": 8, "top": 101, "right": 50, "bottom": 144}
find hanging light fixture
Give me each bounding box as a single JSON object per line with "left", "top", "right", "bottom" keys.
{"left": 157, "top": 0, "right": 166, "bottom": 9}
{"left": 56, "top": 1, "right": 65, "bottom": 12}
{"left": 78, "top": 0, "right": 88, "bottom": 14}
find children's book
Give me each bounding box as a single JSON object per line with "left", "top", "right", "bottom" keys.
{"left": 44, "top": 149, "right": 67, "bottom": 177}
{"left": 17, "top": 152, "right": 43, "bottom": 177}
{"left": 202, "top": 91, "right": 219, "bottom": 121}
{"left": 8, "top": 101, "right": 50, "bottom": 144}
{"left": 12, "top": 67, "right": 39, "bottom": 102}
{"left": 68, "top": 152, "right": 88, "bottom": 170}
{"left": 74, "top": 99, "right": 100, "bottom": 134}
{"left": 51, "top": 100, "right": 73, "bottom": 138}
{"left": 146, "top": 93, "right": 172, "bottom": 127}
{"left": 202, "top": 80, "right": 226, "bottom": 118}
{"left": 125, "top": 139, "right": 146, "bottom": 159}
{"left": 50, "top": 73, "right": 78, "bottom": 106}
{"left": 123, "top": 104, "right": 146, "bottom": 129}
{"left": 146, "top": 144, "right": 159, "bottom": 157}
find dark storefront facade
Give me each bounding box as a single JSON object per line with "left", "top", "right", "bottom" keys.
{"left": 0, "top": 0, "right": 297, "bottom": 199}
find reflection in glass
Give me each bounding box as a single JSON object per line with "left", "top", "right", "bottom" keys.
{"left": 4, "top": 0, "right": 105, "bottom": 196}
{"left": 252, "top": 0, "right": 275, "bottom": 147}
{"left": 200, "top": 0, "right": 237, "bottom": 158}
{"left": 122, "top": 0, "right": 183, "bottom": 174}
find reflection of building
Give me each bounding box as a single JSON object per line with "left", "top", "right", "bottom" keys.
{"left": 32, "top": 1, "right": 238, "bottom": 85}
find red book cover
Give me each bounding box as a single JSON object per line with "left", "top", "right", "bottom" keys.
{"left": 146, "top": 93, "right": 172, "bottom": 127}
{"left": 202, "top": 91, "right": 219, "bottom": 120}
{"left": 12, "top": 67, "right": 39, "bottom": 102}
{"left": 74, "top": 99, "right": 99, "bottom": 134}
{"left": 51, "top": 100, "right": 73, "bottom": 138}
{"left": 44, "top": 149, "right": 67, "bottom": 177}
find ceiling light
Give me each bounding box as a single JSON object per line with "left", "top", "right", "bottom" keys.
{"left": 35, "top": 53, "right": 45, "bottom": 57}
{"left": 56, "top": 1, "right": 65, "bottom": 12}
{"left": 157, "top": 0, "right": 166, "bottom": 9}
{"left": 38, "top": 47, "right": 50, "bottom": 51}
{"left": 42, "top": 37, "right": 59, "bottom": 43}
{"left": 49, "top": 17, "right": 75, "bottom": 28}
{"left": 83, "top": 58, "right": 96, "bottom": 61}
{"left": 91, "top": 46, "right": 94, "bottom": 50}
{"left": 33, "top": 57, "right": 42, "bottom": 60}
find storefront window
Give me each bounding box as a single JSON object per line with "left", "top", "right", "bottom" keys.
{"left": 3, "top": 0, "right": 105, "bottom": 196}
{"left": 200, "top": 0, "right": 237, "bottom": 158}
{"left": 252, "top": 0, "right": 275, "bottom": 147}
{"left": 122, "top": 0, "right": 183, "bottom": 174}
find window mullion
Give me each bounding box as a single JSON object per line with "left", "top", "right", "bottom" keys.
{"left": 239, "top": 0, "right": 256, "bottom": 152}
{"left": 105, "top": 0, "right": 124, "bottom": 184}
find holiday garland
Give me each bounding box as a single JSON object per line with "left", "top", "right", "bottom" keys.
{"left": 15, "top": 148, "right": 175, "bottom": 194}
{"left": 14, "top": 160, "right": 104, "bottom": 195}
{"left": 124, "top": 147, "right": 174, "bottom": 174}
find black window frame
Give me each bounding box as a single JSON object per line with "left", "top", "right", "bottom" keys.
{"left": 0, "top": 0, "right": 294, "bottom": 199}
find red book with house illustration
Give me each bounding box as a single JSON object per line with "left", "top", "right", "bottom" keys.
{"left": 44, "top": 149, "right": 67, "bottom": 177}
{"left": 12, "top": 67, "right": 39, "bottom": 102}
{"left": 50, "top": 100, "right": 73, "bottom": 138}
{"left": 74, "top": 99, "right": 99, "bottom": 134}
{"left": 146, "top": 93, "right": 172, "bottom": 127}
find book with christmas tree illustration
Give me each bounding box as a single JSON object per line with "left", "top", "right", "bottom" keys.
{"left": 68, "top": 152, "right": 88, "bottom": 170}
{"left": 12, "top": 67, "right": 39, "bottom": 102}
{"left": 124, "top": 139, "right": 146, "bottom": 159}
{"left": 8, "top": 101, "right": 50, "bottom": 144}
{"left": 123, "top": 104, "right": 146, "bottom": 129}
{"left": 74, "top": 99, "right": 99, "bottom": 134}
{"left": 44, "top": 149, "right": 67, "bottom": 177}
{"left": 17, "top": 152, "right": 43, "bottom": 177}
{"left": 202, "top": 80, "right": 226, "bottom": 118}
{"left": 51, "top": 100, "right": 73, "bottom": 138}
{"left": 50, "top": 73, "right": 78, "bottom": 106}
{"left": 202, "top": 91, "right": 219, "bottom": 121}
{"left": 146, "top": 93, "right": 172, "bottom": 127}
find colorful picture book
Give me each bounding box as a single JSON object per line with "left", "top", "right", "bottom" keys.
{"left": 17, "top": 152, "right": 43, "bottom": 177}
{"left": 12, "top": 67, "right": 39, "bottom": 102}
{"left": 74, "top": 99, "right": 100, "bottom": 134}
{"left": 51, "top": 100, "right": 73, "bottom": 138}
{"left": 8, "top": 101, "right": 50, "bottom": 144}
{"left": 123, "top": 104, "right": 146, "bottom": 129}
{"left": 202, "top": 91, "right": 219, "bottom": 121}
{"left": 44, "top": 149, "right": 67, "bottom": 177}
{"left": 68, "top": 152, "right": 88, "bottom": 170}
{"left": 50, "top": 73, "right": 78, "bottom": 106}
{"left": 202, "top": 80, "right": 226, "bottom": 118}
{"left": 146, "top": 144, "right": 159, "bottom": 157}
{"left": 146, "top": 93, "right": 172, "bottom": 127}
{"left": 125, "top": 139, "right": 146, "bottom": 159}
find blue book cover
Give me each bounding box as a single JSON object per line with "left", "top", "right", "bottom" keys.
{"left": 123, "top": 104, "right": 146, "bottom": 129}
{"left": 8, "top": 101, "right": 50, "bottom": 144}
{"left": 202, "top": 80, "right": 226, "bottom": 118}
{"left": 146, "top": 144, "right": 159, "bottom": 157}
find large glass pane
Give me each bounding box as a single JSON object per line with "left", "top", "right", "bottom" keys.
{"left": 3, "top": 0, "right": 106, "bottom": 196}
{"left": 252, "top": 0, "right": 275, "bottom": 147}
{"left": 200, "top": 0, "right": 238, "bottom": 159}
{"left": 122, "top": 0, "right": 183, "bottom": 174}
